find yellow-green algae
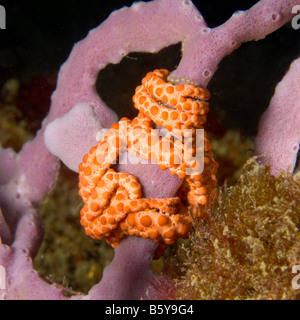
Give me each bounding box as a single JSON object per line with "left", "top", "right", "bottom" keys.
{"left": 174, "top": 158, "right": 300, "bottom": 300}
{"left": 0, "top": 79, "right": 33, "bottom": 151}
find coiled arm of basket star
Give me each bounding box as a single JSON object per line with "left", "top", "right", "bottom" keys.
{"left": 78, "top": 69, "right": 218, "bottom": 257}
{"left": 131, "top": 69, "right": 218, "bottom": 217}
{"left": 78, "top": 123, "right": 191, "bottom": 253}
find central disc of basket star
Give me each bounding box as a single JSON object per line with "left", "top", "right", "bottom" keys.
{"left": 78, "top": 69, "right": 218, "bottom": 258}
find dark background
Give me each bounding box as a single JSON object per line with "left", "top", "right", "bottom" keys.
{"left": 0, "top": 0, "right": 299, "bottom": 136}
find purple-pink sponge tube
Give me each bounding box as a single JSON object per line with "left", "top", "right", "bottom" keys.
{"left": 0, "top": 0, "right": 299, "bottom": 300}
{"left": 255, "top": 57, "right": 300, "bottom": 175}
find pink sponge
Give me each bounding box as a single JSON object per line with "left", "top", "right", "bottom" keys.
{"left": 44, "top": 103, "right": 113, "bottom": 172}
{"left": 255, "top": 58, "right": 300, "bottom": 175}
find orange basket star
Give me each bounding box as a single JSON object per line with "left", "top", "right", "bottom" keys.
{"left": 78, "top": 69, "right": 218, "bottom": 258}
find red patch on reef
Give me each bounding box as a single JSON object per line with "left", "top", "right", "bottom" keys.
{"left": 17, "top": 73, "right": 57, "bottom": 133}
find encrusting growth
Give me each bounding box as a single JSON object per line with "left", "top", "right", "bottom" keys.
{"left": 78, "top": 69, "right": 218, "bottom": 258}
